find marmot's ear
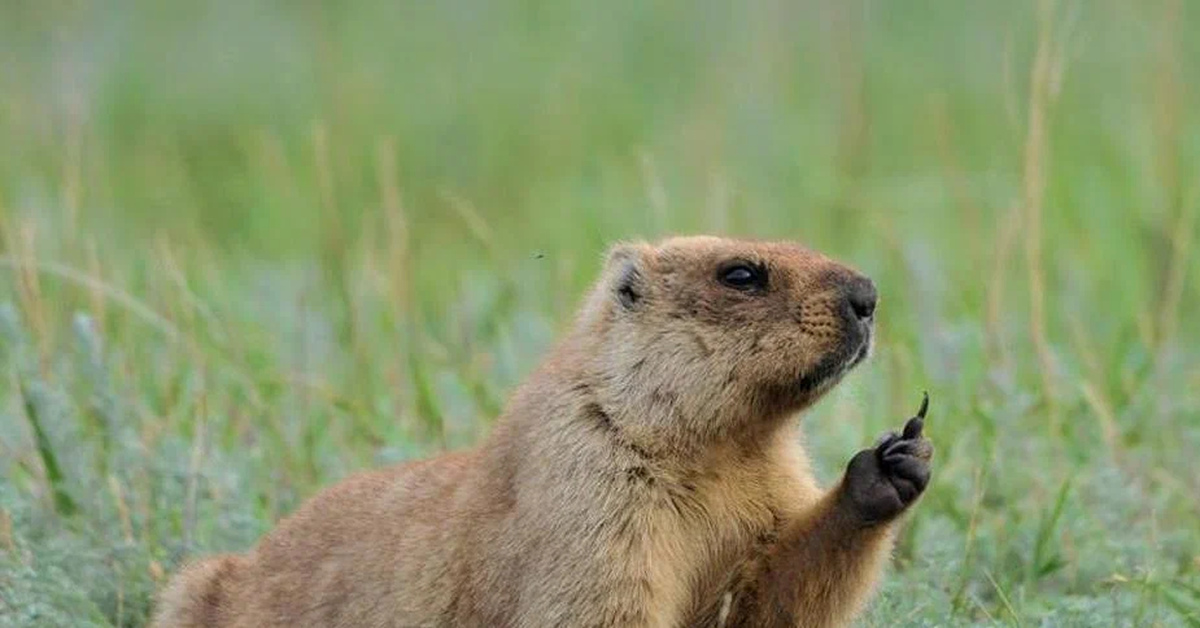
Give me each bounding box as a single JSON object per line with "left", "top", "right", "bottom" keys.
{"left": 604, "top": 242, "right": 650, "bottom": 311}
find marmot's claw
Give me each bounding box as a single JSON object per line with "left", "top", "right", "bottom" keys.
{"left": 842, "top": 393, "right": 934, "bottom": 524}
{"left": 901, "top": 392, "right": 929, "bottom": 440}
{"left": 901, "top": 416, "right": 924, "bottom": 441}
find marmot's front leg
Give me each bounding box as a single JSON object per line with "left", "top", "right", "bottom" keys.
{"left": 729, "top": 397, "right": 934, "bottom": 628}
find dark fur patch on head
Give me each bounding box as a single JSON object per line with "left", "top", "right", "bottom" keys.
{"left": 584, "top": 402, "right": 616, "bottom": 431}
{"left": 616, "top": 266, "right": 642, "bottom": 310}
{"left": 625, "top": 466, "right": 654, "bottom": 485}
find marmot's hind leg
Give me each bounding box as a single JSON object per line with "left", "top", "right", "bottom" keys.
{"left": 151, "top": 554, "right": 244, "bottom": 628}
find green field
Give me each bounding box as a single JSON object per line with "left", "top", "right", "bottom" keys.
{"left": 2, "top": 0, "right": 1199, "bottom": 625}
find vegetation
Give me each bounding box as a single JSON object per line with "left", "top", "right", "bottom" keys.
{"left": 1, "top": 0, "right": 1198, "bottom": 625}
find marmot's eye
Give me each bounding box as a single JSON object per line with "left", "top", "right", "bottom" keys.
{"left": 719, "top": 263, "right": 767, "bottom": 291}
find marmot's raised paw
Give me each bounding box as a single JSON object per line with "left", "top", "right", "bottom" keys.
{"left": 840, "top": 393, "right": 933, "bottom": 525}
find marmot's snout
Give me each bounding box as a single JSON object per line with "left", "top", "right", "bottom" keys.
{"left": 844, "top": 273, "right": 877, "bottom": 366}
{"left": 816, "top": 267, "right": 878, "bottom": 369}
{"left": 842, "top": 274, "right": 878, "bottom": 322}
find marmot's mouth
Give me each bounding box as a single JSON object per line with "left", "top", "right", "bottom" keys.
{"left": 797, "top": 327, "right": 872, "bottom": 395}
{"left": 849, "top": 326, "right": 873, "bottom": 367}
{"left": 762, "top": 328, "right": 872, "bottom": 413}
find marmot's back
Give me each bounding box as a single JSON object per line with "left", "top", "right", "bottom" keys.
{"left": 152, "top": 554, "right": 245, "bottom": 628}
{"left": 154, "top": 454, "right": 482, "bottom": 627}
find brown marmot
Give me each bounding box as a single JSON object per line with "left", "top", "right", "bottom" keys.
{"left": 152, "top": 235, "right": 933, "bottom": 628}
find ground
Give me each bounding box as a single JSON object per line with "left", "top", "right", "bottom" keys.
{"left": 0, "top": 0, "right": 1198, "bottom": 626}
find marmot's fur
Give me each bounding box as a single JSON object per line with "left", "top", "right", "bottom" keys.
{"left": 153, "top": 236, "right": 933, "bottom": 628}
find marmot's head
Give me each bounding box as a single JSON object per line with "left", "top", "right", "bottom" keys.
{"left": 580, "top": 236, "right": 877, "bottom": 449}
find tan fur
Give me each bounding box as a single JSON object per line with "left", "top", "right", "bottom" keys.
{"left": 153, "top": 236, "right": 916, "bottom": 628}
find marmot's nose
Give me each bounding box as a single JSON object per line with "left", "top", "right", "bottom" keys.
{"left": 845, "top": 276, "right": 877, "bottom": 320}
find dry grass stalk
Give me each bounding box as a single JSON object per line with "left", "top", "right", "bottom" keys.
{"left": 14, "top": 221, "right": 51, "bottom": 374}
{"left": 108, "top": 474, "right": 135, "bottom": 545}
{"left": 375, "top": 136, "right": 410, "bottom": 314}
{"left": 0, "top": 508, "right": 14, "bottom": 553}
{"left": 986, "top": 205, "right": 1023, "bottom": 375}
{"left": 0, "top": 257, "right": 181, "bottom": 343}
{"left": 83, "top": 237, "right": 107, "bottom": 333}
{"left": 1021, "top": 0, "right": 1064, "bottom": 431}
{"left": 1152, "top": 0, "right": 1192, "bottom": 355}
{"left": 1078, "top": 380, "right": 1120, "bottom": 460}
{"left": 442, "top": 189, "right": 498, "bottom": 258}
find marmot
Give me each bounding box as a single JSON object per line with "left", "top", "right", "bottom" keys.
{"left": 152, "top": 235, "right": 933, "bottom": 628}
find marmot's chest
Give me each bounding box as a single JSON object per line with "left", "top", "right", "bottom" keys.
{"left": 609, "top": 463, "right": 788, "bottom": 618}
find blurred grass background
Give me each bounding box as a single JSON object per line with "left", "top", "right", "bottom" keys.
{"left": 1, "top": 0, "right": 1199, "bottom": 625}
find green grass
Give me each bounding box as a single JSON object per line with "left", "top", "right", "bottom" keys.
{"left": 2, "top": 0, "right": 1199, "bottom": 625}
